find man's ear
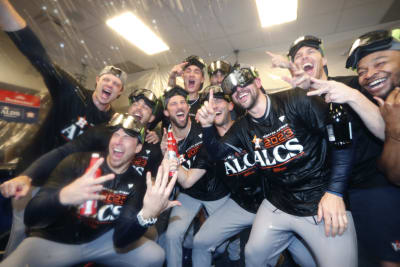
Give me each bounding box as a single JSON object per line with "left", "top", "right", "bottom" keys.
{"left": 163, "top": 109, "right": 170, "bottom": 118}
{"left": 149, "top": 114, "right": 155, "bottom": 123}
{"left": 228, "top": 102, "right": 234, "bottom": 111}
{"left": 135, "top": 142, "right": 143, "bottom": 154}
{"left": 322, "top": 57, "right": 328, "bottom": 67}
{"left": 254, "top": 77, "right": 262, "bottom": 89}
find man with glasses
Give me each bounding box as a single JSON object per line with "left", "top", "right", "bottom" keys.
{"left": 340, "top": 28, "right": 400, "bottom": 267}
{"left": 0, "top": 114, "right": 179, "bottom": 267}
{"left": 197, "top": 66, "right": 358, "bottom": 267}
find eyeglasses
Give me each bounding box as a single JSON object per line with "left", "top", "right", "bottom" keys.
{"left": 108, "top": 113, "right": 146, "bottom": 143}
{"left": 208, "top": 60, "right": 231, "bottom": 76}
{"left": 221, "top": 67, "right": 259, "bottom": 95}
{"left": 346, "top": 29, "right": 400, "bottom": 69}
{"left": 201, "top": 85, "right": 231, "bottom": 102}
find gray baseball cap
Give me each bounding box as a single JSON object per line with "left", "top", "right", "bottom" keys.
{"left": 99, "top": 66, "right": 127, "bottom": 86}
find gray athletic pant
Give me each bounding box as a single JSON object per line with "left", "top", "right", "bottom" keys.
{"left": 165, "top": 192, "right": 232, "bottom": 267}
{"left": 192, "top": 197, "right": 317, "bottom": 267}
{"left": 245, "top": 199, "right": 358, "bottom": 267}
{"left": 3, "top": 186, "right": 39, "bottom": 258}
{"left": 0, "top": 229, "right": 164, "bottom": 267}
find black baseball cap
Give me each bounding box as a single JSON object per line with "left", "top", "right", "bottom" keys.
{"left": 183, "top": 55, "right": 206, "bottom": 73}
{"left": 160, "top": 86, "right": 188, "bottom": 109}
{"left": 288, "top": 35, "right": 325, "bottom": 61}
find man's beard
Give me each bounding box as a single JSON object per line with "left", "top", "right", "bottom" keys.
{"left": 170, "top": 114, "right": 189, "bottom": 129}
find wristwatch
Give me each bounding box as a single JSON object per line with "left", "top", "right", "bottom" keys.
{"left": 137, "top": 210, "right": 158, "bottom": 227}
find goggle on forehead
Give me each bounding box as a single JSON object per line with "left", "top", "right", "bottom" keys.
{"left": 129, "top": 88, "right": 158, "bottom": 105}
{"left": 108, "top": 113, "right": 146, "bottom": 143}
{"left": 346, "top": 29, "right": 400, "bottom": 70}
{"left": 208, "top": 60, "right": 231, "bottom": 76}
{"left": 221, "top": 67, "right": 259, "bottom": 95}
{"left": 201, "top": 85, "right": 231, "bottom": 102}
{"left": 288, "top": 35, "right": 322, "bottom": 60}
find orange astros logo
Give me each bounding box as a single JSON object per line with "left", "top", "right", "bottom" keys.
{"left": 252, "top": 135, "right": 262, "bottom": 150}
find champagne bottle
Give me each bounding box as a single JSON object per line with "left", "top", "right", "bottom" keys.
{"left": 79, "top": 153, "right": 102, "bottom": 216}
{"left": 326, "top": 103, "right": 352, "bottom": 148}
{"left": 167, "top": 126, "right": 179, "bottom": 178}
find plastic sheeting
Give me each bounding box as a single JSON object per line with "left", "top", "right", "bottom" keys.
{"left": 0, "top": 83, "right": 51, "bottom": 166}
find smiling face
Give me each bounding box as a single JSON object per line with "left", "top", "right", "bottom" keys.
{"left": 183, "top": 65, "right": 204, "bottom": 95}
{"left": 164, "top": 95, "right": 190, "bottom": 129}
{"left": 107, "top": 128, "right": 142, "bottom": 173}
{"left": 93, "top": 73, "right": 123, "bottom": 105}
{"left": 128, "top": 98, "right": 155, "bottom": 125}
{"left": 212, "top": 98, "right": 233, "bottom": 127}
{"left": 210, "top": 71, "right": 226, "bottom": 86}
{"left": 293, "top": 46, "right": 327, "bottom": 79}
{"left": 231, "top": 79, "right": 261, "bottom": 111}
{"left": 357, "top": 50, "right": 400, "bottom": 99}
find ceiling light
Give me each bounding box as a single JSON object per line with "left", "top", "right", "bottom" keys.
{"left": 256, "top": 0, "right": 297, "bottom": 27}
{"left": 106, "top": 12, "right": 169, "bottom": 55}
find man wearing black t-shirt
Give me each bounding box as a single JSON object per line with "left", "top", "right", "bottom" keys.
{"left": 198, "top": 66, "right": 357, "bottom": 267}
{"left": 0, "top": 0, "right": 126, "bottom": 190}
{"left": 167, "top": 56, "right": 206, "bottom": 118}
{"left": 0, "top": 115, "right": 179, "bottom": 267}
{"left": 342, "top": 29, "right": 400, "bottom": 267}
{"left": 0, "top": 89, "right": 159, "bottom": 256}
{"left": 160, "top": 86, "right": 230, "bottom": 267}
{"left": 188, "top": 86, "right": 315, "bottom": 267}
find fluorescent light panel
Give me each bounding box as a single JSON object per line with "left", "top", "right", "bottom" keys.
{"left": 106, "top": 12, "right": 169, "bottom": 55}
{"left": 256, "top": 0, "right": 297, "bottom": 27}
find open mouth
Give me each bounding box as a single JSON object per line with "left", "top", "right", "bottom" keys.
{"left": 112, "top": 147, "right": 124, "bottom": 159}
{"left": 368, "top": 77, "right": 387, "bottom": 90}
{"left": 237, "top": 92, "right": 248, "bottom": 103}
{"left": 215, "top": 111, "right": 222, "bottom": 117}
{"left": 133, "top": 113, "right": 143, "bottom": 121}
{"left": 303, "top": 63, "right": 314, "bottom": 73}
{"left": 188, "top": 80, "right": 195, "bottom": 87}
{"left": 176, "top": 111, "right": 185, "bottom": 120}
{"left": 102, "top": 89, "right": 112, "bottom": 98}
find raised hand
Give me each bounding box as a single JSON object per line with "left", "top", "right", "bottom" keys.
{"left": 266, "top": 51, "right": 291, "bottom": 69}
{"left": 374, "top": 87, "right": 400, "bottom": 141}
{"left": 197, "top": 89, "right": 216, "bottom": 127}
{"left": 145, "top": 129, "right": 160, "bottom": 144}
{"left": 307, "top": 77, "right": 357, "bottom": 103}
{"left": 141, "top": 162, "right": 181, "bottom": 219}
{"left": 59, "top": 157, "right": 115, "bottom": 205}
